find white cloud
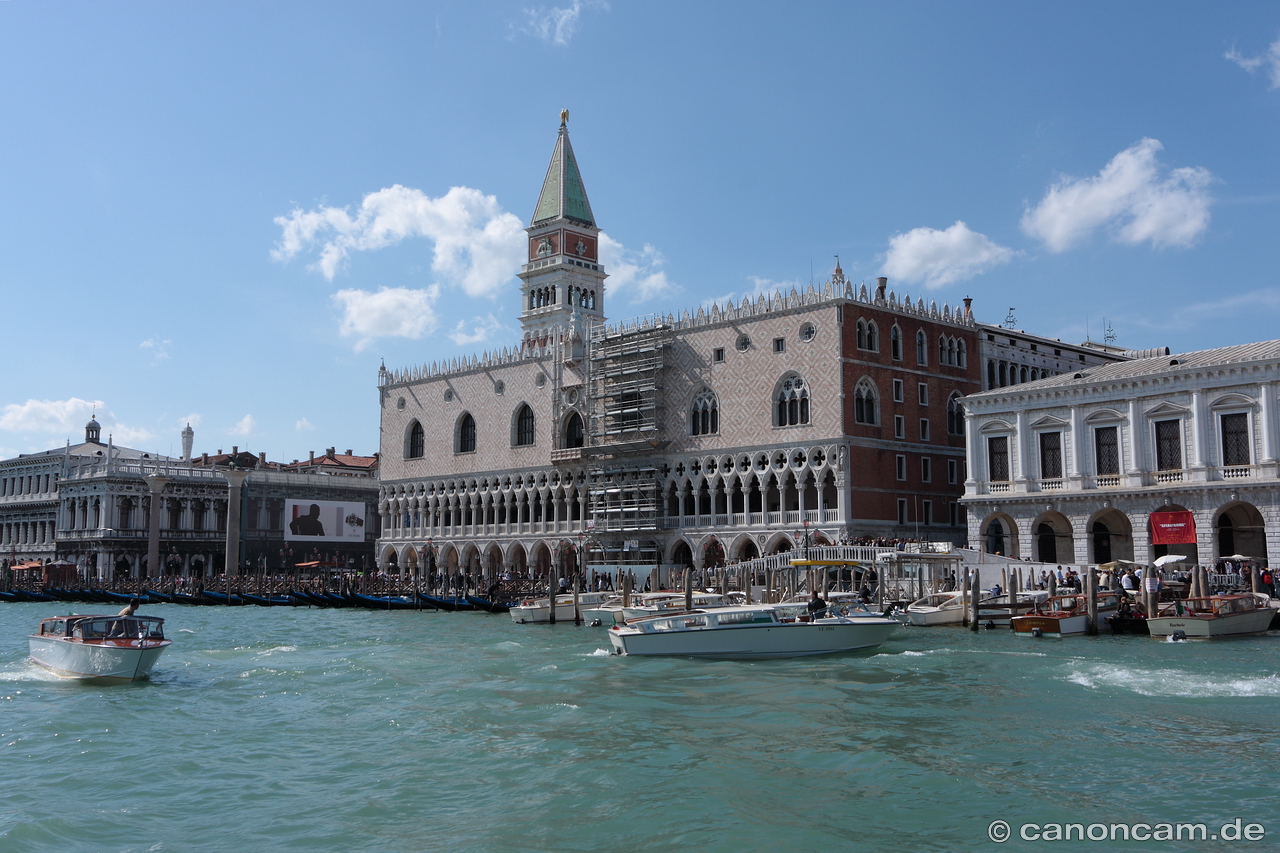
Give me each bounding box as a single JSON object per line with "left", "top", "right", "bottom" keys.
{"left": 273, "top": 185, "right": 525, "bottom": 297}
{"left": 1021, "top": 139, "right": 1214, "bottom": 252}
{"left": 332, "top": 285, "right": 441, "bottom": 351}
{"left": 449, "top": 313, "right": 511, "bottom": 346}
{"left": 140, "top": 337, "right": 171, "bottom": 363}
{"left": 0, "top": 397, "right": 156, "bottom": 449}
{"left": 1226, "top": 36, "right": 1280, "bottom": 88}
{"left": 514, "top": 0, "right": 605, "bottom": 45}
{"left": 296, "top": 418, "right": 314, "bottom": 432}
{"left": 229, "top": 415, "right": 256, "bottom": 436}
{"left": 880, "top": 221, "right": 1015, "bottom": 289}
{"left": 0, "top": 397, "right": 102, "bottom": 435}
{"left": 179, "top": 414, "right": 202, "bottom": 429}
{"left": 599, "top": 232, "right": 677, "bottom": 303}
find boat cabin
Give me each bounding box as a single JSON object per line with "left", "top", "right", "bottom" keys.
{"left": 37, "top": 615, "right": 166, "bottom": 642}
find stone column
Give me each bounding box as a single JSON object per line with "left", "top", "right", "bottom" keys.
{"left": 144, "top": 476, "right": 171, "bottom": 581}
{"left": 221, "top": 469, "right": 251, "bottom": 580}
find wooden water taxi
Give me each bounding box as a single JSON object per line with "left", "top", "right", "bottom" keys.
{"left": 29, "top": 614, "right": 171, "bottom": 682}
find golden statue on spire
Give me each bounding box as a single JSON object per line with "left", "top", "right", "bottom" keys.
{"left": 560, "top": 108, "right": 569, "bottom": 126}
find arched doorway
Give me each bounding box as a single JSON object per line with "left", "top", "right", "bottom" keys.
{"left": 1032, "top": 512, "right": 1073, "bottom": 564}
{"left": 983, "top": 515, "right": 1018, "bottom": 557}
{"left": 1149, "top": 504, "right": 1199, "bottom": 564}
{"left": 671, "top": 541, "right": 693, "bottom": 570}
{"left": 1088, "top": 509, "right": 1133, "bottom": 564}
{"left": 1215, "top": 502, "right": 1267, "bottom": 561}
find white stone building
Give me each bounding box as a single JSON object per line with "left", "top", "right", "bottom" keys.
{"left": 961, "top": 339, "right": 1280, "bottom": 568}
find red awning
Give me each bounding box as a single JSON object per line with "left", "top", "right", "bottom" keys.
{"left": 1150, "top": 511, "right": 1197, "bottom": 545}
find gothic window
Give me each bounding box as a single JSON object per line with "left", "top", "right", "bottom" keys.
{"left": 946, "top": 393, "right": 964, "bottom": 436}
{"left": 1094, "top": 426, "right": 1119, "bottom": 476}
{"left": 957, "top": 339, "right": 967, "bottom": 368}
{"left": 690, "top": 389, "right": 719, "bottom": 436}
{"left": 916, "top": 330, "right": 927, "bottom": 365}
{"left": 1221, "top": 413, "right": 1250, "bottom": 466}
{"left": 1039, "top": 432, "right": 1063, "bottom": 480}
{"left": 457, "top": 413, "right": 476, "bottom": 454}
{"left": 564, "top": 411, "right": 585, "bottom": 448}
{"left": 407, "top": 421, "right": 425, "bottom": 459}
{"left": 987, "top": 436, "right": 1010, "bottom": 482}
{"left": 891, "top": 325, "right": 902, "bottom": 360}
{"left": 865, "top": 321, "right": 878, "bottom": 351}
{"left": 1155, "top": 419, "right": 1182, "bottom": 471}
{"left": 775, "top": 374, "right": 810, "bottom": 427}
{"left": 938, "top": 336, "right": 948, "bottom": 365}
{"left": 515, "top": 404, "right": 536, "bottom": 446}
{"left": 854, "top": 379, "right": 878, "bottom": 425}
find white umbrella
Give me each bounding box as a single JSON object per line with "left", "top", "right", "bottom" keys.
{"left": 1153, "top": 554, "right": 1187, "bottom": 567}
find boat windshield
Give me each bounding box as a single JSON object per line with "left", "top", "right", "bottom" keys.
{"left": 70, "top": 616, "right": 165, "bottom": 641}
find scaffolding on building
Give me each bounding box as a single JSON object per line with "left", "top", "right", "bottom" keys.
{"left": 584, "top": 320, "right": 671, "bottom": 535}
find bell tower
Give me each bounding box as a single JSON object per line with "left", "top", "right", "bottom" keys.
{"left": 517, "top": 110, "right": 607, "bottom": 337}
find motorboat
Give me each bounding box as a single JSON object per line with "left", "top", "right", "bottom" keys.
{"left": 977, "top": 589, "right": 1050, "bottom": 626}
{"left": 509, "top": 590, "right": 615, "bottom": 624}
{"left": 29, "top": 614, "right": 172, "bottom": 682}
{"left": 607, "top": 603, "right": 900, "bottom": 658}
{"left": 1146, "top": 594, "right": 1276, "bottom": 638}
{"left": 1011, "top": 592, "right": 1121, "bottom": 637}
{"left": 903, "top": 590, "right": 967, "bottom": 626}
{"left": 582, "top": 591, "right": 727, "bottom": 626}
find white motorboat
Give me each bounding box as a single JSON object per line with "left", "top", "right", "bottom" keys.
{"left": 509, "top": 590, "right": 615, "bottom": 624}
{"left": 1146, "top": 594, "right": 1276, "bottom": 638}
{"left": 29, "top": 614, "right": 171, "bottom": 682}
{"left": 977, "top": 589, "right": 1051, "bottom": 626}
{"left": 607, "top": 604, "right": 900, "bottom": 658}
{"left": 904, "top": 591, "right": 967, "bottom": 626}
{"left": 1011, "top": 592, "right": 1121, "bottom": 638}
{"left": 582, "top": 592, "right": 727, "bottom": 626}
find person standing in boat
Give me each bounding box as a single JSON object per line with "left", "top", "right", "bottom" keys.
{"left": 118, "top": 598, "right": 140, "bottom": 617}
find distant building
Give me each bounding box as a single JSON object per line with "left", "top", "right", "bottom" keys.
{"left": 960, "top": 340, "right": 1280, "bottom": 567}
{"left": 976, "top": 321, "right": 1168, "bottom": 391}
{"left": 375, "top": 116, "right": 982, "bottom": 582}
{"left": 1, "top": 421, "right": 380, "bottom": 579}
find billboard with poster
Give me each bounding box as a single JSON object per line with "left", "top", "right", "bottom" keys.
{"left": 284, "top": 499, "right": 367, "bottom": 543}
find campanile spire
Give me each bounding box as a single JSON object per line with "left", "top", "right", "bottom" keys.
{"left": 518, "top": 112, "right": 607, "bottom": 337}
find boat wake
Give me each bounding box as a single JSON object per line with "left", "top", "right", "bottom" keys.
{"left": 1066, "top": 664, "right": 1280, "bottom": 697}
{"left": 588, "top": 648, "right": 612, "bottom": 657}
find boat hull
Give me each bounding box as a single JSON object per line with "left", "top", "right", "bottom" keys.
{"left": 609, "top": 619, "right": 899, "bottom": 658}
{"left": 29, "top": 636, "right": 170, "bottom": 682}
{"left": 1146, "top": 608, "right": 1275, "bottom": 638}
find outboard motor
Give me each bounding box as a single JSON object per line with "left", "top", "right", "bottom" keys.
{"left": 1171, "top": 630, "right": 1188, "bottom": 642}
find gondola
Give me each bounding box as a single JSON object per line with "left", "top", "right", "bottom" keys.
{"left": 200, "top": 589, "right": 245, "bottom": 606}
{"left": 416, "top": 592, "right": 476, "bottom": 611}
{"left": 100, "top": 590, "right": 146, "bottom": 604}
{"left": 144, "top": 589, "right": 175, "bottom": 603}
{"left": 0, "top": 590, "right": 21, "bottom": 602}
{"left": 289, "top": 590, "right": 330, "bottom": 607}
{"left": 351, "top": 592, "right": 424, "bottom": 611}
{"left": 242, "top": 592, "right": 295, "bottom": 606}
{"left": 13, "top": 590, "right": 56, "bottom": 602}
{"left": 171, "top": 591, "right": 205, "bottom": 606}
{"left": 465, "top": 595, "right": 513, "bottom": 614}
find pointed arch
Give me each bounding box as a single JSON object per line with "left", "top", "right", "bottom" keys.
{"left": 456, "top": 412, "right": 476, "bottom": 454}
{"left": 690, "top": 388, "right": 719, "bottom": 436}
{"left": 563, "top": 410, "right": 584, "bottom": 448}
{"left": 947, "top": 392, "right": 965, "bottom": 436}
{"left": 916, "top": 329, "right": 928, "bottom": 365}
{"left": 854, "top": 377, "right": 878, "bottom": 425}
{"left": 406, "top": 420, "right": 425, "bottom": 459}
{"left": 513, "top": 403, "right": 536, "bottom": 447}
{"left": 774, "top": 372, "right": 810, "bottom": 427}
{"left": 890, "top": 324, "right": 902, "bottom": 360}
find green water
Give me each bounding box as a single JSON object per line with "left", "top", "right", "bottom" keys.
{"left": 1, "top": 602, "right": 1276, "bottom": 852}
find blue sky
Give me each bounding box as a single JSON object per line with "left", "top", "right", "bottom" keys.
{"left": 1, "top": 2, "right": 1277, "bottom": 460}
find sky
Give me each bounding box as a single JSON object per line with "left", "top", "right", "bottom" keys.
{"left": 1, "top": 2, "right": 1278, "bottom": 461}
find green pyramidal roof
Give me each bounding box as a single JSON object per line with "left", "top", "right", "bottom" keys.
{"left": 531, "top": 122, "right": 596, "bottom": 228}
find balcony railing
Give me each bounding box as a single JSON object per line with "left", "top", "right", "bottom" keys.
{"left": 1094, "top": 475, "right": 1120, "bottom": 487}
{"left": 1155, "top": 470, "right": 1183, "bottom": 484}
{"left": 1222, "top": 466, "right": 1252, "bottom": 480}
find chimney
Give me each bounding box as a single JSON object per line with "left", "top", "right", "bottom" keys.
{"left": 309, "top": 450, "right": 315, "bottom": 464}
{"left": 232, "top": 446, "right": 238, "bottom": 455}
{"left": 259, "top": 452, "right": 267, "bottom": 465}
{"left": 963, "top": 296, "right": 973, "bottom": 321}
{"left": 875, "top": 277, "right": 888, "bottom": 301}
{"left": 326, "top": 447, "right": 336, "bottom": 458}
{"left": 202, "top": 452, "right": 208, "bottom": 464}
{"left": 345, "top": 449, "right": 352, "bottom": 456}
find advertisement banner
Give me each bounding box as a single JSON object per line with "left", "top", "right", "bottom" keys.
{"left": 284, "top": 499, "right": 367, "bottom": 542}
{"left": 1149, "top": 511, "right": 1197, "bottom": 545}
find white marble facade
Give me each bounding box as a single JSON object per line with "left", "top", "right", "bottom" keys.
{"left": 961, "top": 340, "right": 1280, "bottom": 568}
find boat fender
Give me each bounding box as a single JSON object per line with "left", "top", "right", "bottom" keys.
{"left": 1030, "top": 628, "right": 1043, "bottom": 638}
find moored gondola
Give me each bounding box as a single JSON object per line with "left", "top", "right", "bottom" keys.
{"left": 242, "top": 592, "right": 296, "bottom": 606}
{"left": 144, "top": 589, "right": 175, "bottom": 603}
{"left": 351, "top": 592, "right": 424, "bottom": 610}
{"left": 200, "top": 590, "right": 245, "bottom": 606}
{"left": 465, "top": 595, "right": 513, "bottom": 614}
